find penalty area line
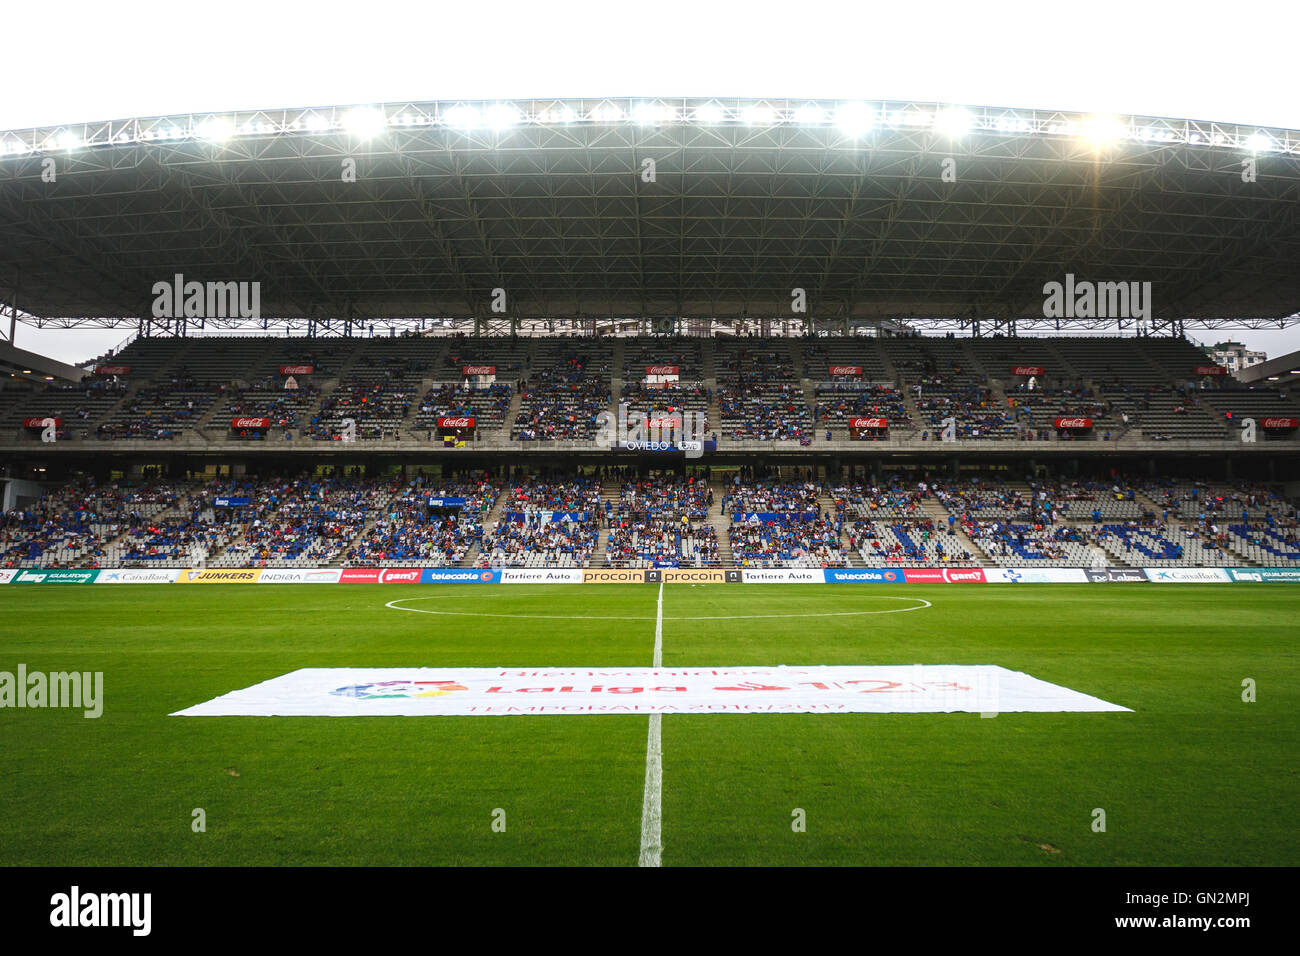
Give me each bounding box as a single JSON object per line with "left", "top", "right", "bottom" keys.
{"left": 639, "top": 580, "right": 664, "bottom": 868}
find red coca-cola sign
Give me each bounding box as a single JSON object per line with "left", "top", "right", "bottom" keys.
{"left": 849, "top": 418, "right": 888, "bottom": 429}
{"left": 1193, "top": 365, "right": 1227, "bottom": 376}
{"left": 23, "top": 417, "right": 61, "bottom": 428}
{"left": 437, "top": 417, "right": 475, "bottom": 428}
{"left": 829, "top": 366, "right": 863, "bottom": 376}
{"left": 94, "top": 365, "right": 130, "bottom": 375}
{"left": 279, "top": 365, "right": 314, "bottom": 375}
{"left": 646, "top": 366, "right": 679, "bottom": 375}
{"left": 647, "top": 417, "right": 682, "bottom": 428}
{"left": 1010, "top": 366, "right": 1045, "bottom": 377}
{"left": 1261, "top": 417, "right": 1299, "bottom": 429}
{"left": 462, "top": 365, "right": 496, "bottom": 375}
{"left": 231, "top": 417, "right": 270, "bottom": 429}
{"left": 1054, "top": 417, "right": 1093, "bottom": 429}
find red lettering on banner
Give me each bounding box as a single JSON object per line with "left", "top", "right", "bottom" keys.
{"left": 1261, "top": 417, "right": 1299, "bottom": 429}
{"left": 1010, "top": 366, "right": 1045, "bottom": 376}
{"left": 231, "top": 417, "right": 270, "bottom": 429}
{"left": 23, "top": 417, "right": 61, "bottom": 428}
{"left": 437, "top": 417, "right": 475, "bottom": 428}
{"left": 849, "top": 417, "right": 888, "bottom": 429}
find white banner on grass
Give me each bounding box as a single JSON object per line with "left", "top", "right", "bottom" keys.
{"left": 500, "top": 569, "right": 584, "bottom": 583}
{"left": 0, "top": 570, "right": 17, "bottom": 584}
{"left": 986, "top": 568, "right": 1089, "bottom": 583}
{"left": 741, "top": 569, "right": 823, "bottom": 584}
{"left": 1142, "top": 568, "right": 1232, "bottom": 583}
{"left": 172, "top": 665, "right": 1131, "bottom": 717}
{"left": 256, "top": 569, "right": 342, "bottom": 584}
{"left": 93, "top": 568, "right": 183, "bottom": 584}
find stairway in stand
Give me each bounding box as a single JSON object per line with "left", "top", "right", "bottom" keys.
{"left": 918, "top": 495, "right": 992, "bottom": 566}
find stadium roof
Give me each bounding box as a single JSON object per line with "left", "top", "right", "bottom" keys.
{"left": 2, "top": 96, "right": 1298, "bottom": 335}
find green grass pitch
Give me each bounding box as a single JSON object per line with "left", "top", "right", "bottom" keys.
{"left": 1, "top": 582, "right": 1295, "bottom": 866}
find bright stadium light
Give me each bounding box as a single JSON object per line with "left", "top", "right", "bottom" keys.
{"left": 1246, "top": 132, "right": 1276, "bottom": 152}
{"left": 57, "top": 130, "right": 82, "bottom": 151}
{"left": 444, "top": 104, "right": 481, "bottom": 129}
{"left": 344, "top": 107, "right": 386, "bottom": 138}
{"left": 935, "top": 107, "right": 974, "bottom": 138}
{"left": 198, "top": 117, "right": 234, "bottom": 142}
{"left": 1083, "top": 115, "right": 1127, "bottom": 146}
{"left": 743, "top": 104, "right": 776, "bottom": 125}
{"left": 693, "top": 103, "right": 724, "bottom": 123}
{"left": 634, "top": 102, "right": 669, "bottom": 125}
{"left": 486, "top": 103, "right": 523, "bottom": 130}
{"left": 592, "top": 103, "right": 625, "bottom": 123}
{"left": 304, "top": 113, "right": 331, "bottom": 131}
{"left": 835, "top": 102, "right": 874, "bottom": 137}
{"left": 793, "top": 104, "right": 827, "bottom": 124}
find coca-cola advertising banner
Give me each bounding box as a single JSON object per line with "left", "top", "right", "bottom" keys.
{"left": 94, "top": 365, "right": 130, "bottom": 375}
{"left": 437, "top": 417, "right": 476, "bottom": 428}
{"left": 279, "top": 365, "right": 314, "bottom": 375}
{"left": 23, "top": 417, "right": 61, "bottom": 428}
{"left": 646, "top": 366, "right": 679, "bottom": 375}
{"left": 647, "top": 417, "right": 682, "bottom": 428}
{"left": 232, "top": 417, "right": 270, "bottom": 429}
{"left": 1011, "top": 366, "right": 1045, "bottom": 377}
{"left": 462, "top": 365, "right": 496, "bottom": 375}
{"left": 1054, "top": 417, "right": 1093, "bottom": 429}
{"left": 1193, "top": 366, "right": 1227, "bottom": 376}
{"left": 829, "top": 366, "right": 863, "bottom": 376}
{"left": 849, "top": 418, "right": 888, "bottom": 429}
{"left": 1261, "top": 417, "right": 1298, "bottom": 429}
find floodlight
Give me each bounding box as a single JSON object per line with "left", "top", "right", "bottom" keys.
{"left": 835, "top": 102, "right": 874, "bottom": 137}
{"left": 1083, "top": 115, "right": 1126, "bottom": 145}
{"left": 57, "top": 130, "right": 82, "bottom": 150}
{"left": 343, "top": 107, "right": 386, "bottom": 138}
{"left": 198, "top": 117, "right": 234, "bottom": 142}
{"left": 444, "top": 105, "right": 481, "bottom": 129}
{"left": 936, "top": 107, "right": 974, "bottom": 138}
{"left": 486, "top": 103, "right": 522, "bottom": 129}
{"left": 743, "top": 104, "right": 776, "bottom": 125}
{"left": 1246, "top": 132, "right": 1275, "bottom": 152}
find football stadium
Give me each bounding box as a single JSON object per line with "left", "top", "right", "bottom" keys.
{"left": 1, "top": 92, "right": 1298, "bottom": 885}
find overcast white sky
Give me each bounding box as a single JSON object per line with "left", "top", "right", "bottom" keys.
{"left": 6, "top": 0, "right": 1299, "bottom": 363}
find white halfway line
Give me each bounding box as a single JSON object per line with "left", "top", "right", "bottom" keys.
{"left": 639, "top": 580, "right": 664, "bottom": 868}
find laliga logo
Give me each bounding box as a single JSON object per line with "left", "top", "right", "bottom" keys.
{"left": 332, "top": 680, "right": 468, "bottom": 700}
